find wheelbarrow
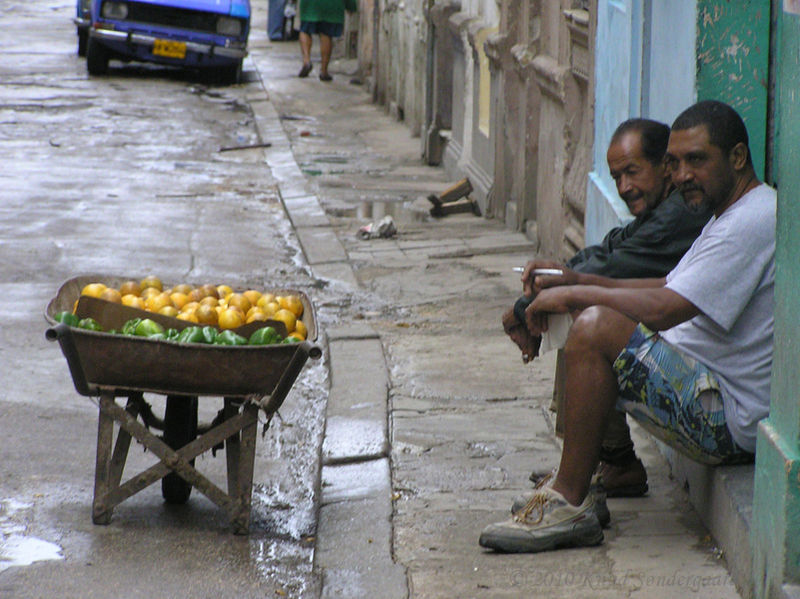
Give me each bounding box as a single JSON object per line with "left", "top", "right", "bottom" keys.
{"left": 45, "top": 275, "right": 322, "bottom": 534}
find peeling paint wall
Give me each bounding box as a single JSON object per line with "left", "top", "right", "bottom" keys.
{"left": 696, "top": 0, "right": 770, "bottom": 179}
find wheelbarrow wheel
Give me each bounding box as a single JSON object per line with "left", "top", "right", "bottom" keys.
{"left": 162, "top": 395, "right": 198, "bottom": 504}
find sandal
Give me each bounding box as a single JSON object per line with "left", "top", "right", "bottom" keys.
{"left": 298, "top": 63, "right": 313, "bottom": 78}
{"left": 319, "top": 73, "right": 332, "bottom": 82}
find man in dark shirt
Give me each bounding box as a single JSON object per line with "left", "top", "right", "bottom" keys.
{"left": 503, "top": 118, "right": 713, "bottom": 497}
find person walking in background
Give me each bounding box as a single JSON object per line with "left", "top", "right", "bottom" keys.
{"left": 297, "top": 0, "right": 356, "bottom": 81}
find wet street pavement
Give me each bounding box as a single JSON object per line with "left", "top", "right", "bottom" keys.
{"left": 1, "top": 1, "right": 743, "bottom": 598}
{"left": 1, "top": 2, "right": 324, "bottom": 596}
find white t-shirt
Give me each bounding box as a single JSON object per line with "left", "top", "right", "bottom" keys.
{"left": 661, "top": 184, "right": 776, "bottom": 452}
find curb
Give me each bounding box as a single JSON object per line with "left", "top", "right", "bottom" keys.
{"left": 246, "top": 52, "right": 407, "bottom": 598}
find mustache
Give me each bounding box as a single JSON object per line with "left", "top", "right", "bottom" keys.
{"left": 679, "top": 183, "right": 703, "bottom": 194}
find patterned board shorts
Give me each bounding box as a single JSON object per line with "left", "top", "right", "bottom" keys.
{"left": 613, "top": 324, "right": 753, "bottom": 465}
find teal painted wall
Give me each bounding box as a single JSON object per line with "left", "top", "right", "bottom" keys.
{"left": 752, "top": 6, "right": 800, "bottom": 597}
{"left": 696, "top": 0, "right": 770, "bottom": 179}
{"left": 771, "top": 4, "right": 800, "bottom": 447}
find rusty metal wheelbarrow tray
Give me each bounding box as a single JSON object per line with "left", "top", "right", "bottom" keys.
{"left": 45, "top": 274, "right": 322, "bottom": 533}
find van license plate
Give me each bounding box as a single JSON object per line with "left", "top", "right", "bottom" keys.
{"left": 153, "top": 39, "right": 186, "bottom": 59}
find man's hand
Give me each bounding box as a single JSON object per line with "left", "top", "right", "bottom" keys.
{"left": 502, "top": 308, "right": 542, "bottom": 363}
{"left": 521, "top": 260, "right": 578, "bottom": 297}
{"left": 525, "top": 287, "right": 574, "bottom": 334}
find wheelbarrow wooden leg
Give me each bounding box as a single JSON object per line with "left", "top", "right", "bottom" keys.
{"left": 231, "top": 402, "right": 258, "bottom": 535}
{"left": 109, "top": 394, "right": 142, "bottom": 489}
{"left": 93, "top": 391, "right": 116, "bottom": 524}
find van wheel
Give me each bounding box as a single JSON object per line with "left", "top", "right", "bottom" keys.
{"left": 209, "top": 60, "right": 242, "bottom": 86}
{"left": 86, "top": 38, "right": 109, "bottom": 75}
{"left": 77, "top": 28, "right": 88, "bottom": 57}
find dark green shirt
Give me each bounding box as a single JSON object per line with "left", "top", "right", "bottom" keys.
{"left": 567, "top": 189, "right": 713, "bottom": 278}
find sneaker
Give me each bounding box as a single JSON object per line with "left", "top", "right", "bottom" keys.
{"left": 597, "top": 457, "right": 648, "bottom": 497}
{"left": 511, "top": 472, "right": 610, "bottom": 528}
{"left": 480, "top": 487, "right": 604, "bottom": 553}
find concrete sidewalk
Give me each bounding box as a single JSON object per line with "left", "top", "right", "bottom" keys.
{"left": 245, "top": 8, "right": 743, "bottom": 597}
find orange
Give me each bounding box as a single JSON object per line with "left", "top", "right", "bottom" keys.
{"left": 218, "top": 307, "right": 245, "bottom": 330}
{"left": 261, "top": 301, "right": 280, "bottom": 316}
{"left": 243, "top": 290, "right": 262, "bottom": 306}
{"left": 140, "top": 287, "right": 161, "bottom": 301}
{"left": 280, "top": 295, "right": 304, "bottom": 318}
{"left": 293, "top": 319, "right": 307, "bottom": 340}
{"left": 177, "top": 311, "right": 199, "bottom": 323}
{"left": 146, "top": 291, "right": 173, "bottom": 313}
{"left": 195, "top": 304, "right": 219, "bottom": 325}
{"left": 119, "top": 280, "right": 140, "bottom": 297}
{"left": 121, "top": 295, "right": 146, "bottom": 310}
{"left": 158, "top": 305, "right": 179, "bottom": 318}
{"left": 99, "top": 288, "right": 122, "bottom": 303}
{"left": 200, "top": 284, "right": 219, "bottom": 299}
{"left": 216, "top": 284, "right": 233, "bottom": 298}
{"left": 227, "top": 293, "right": 252, "bottom": 315}
{"left": 170, "top": 292, "right": 189, "bottom": 309}
{"left": 272, "top": 309, "right": 296, "bottom": 334}
{"left": 182, "top": 301, "right": 200, "bottom": 313}
{"left": 81, "top": 282, "right": 107, "bottom": 298}
{"left": 258, "top": 293, "right": 276, "bottom": 308}
{"left": 172, "top": 283, "right": 193, "bottom": 295}
{"left": 246, "top": 309, "right": 269, "bottom": 324}
{"left": 188, "top": 288, "right": 206, "bottom": 303}
{"left": 246, "top": 306, "right": 263, "bottom": 319}
{"left": 287, "top": 332, "right": 305, "bottom": 342}
{"left": 199, "top": 296, "right": 219, "bottom": 307}
{"left": 140, "top": 276, "right": 162, "bottom": 292}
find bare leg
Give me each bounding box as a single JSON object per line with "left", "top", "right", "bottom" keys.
{"left": 550, "top": 306, "right": 637, "bottom": 506}
{"left": 319, "top": 33, "right": 332, "bottom": 76}
{"left": 299, "top": 31, "right": 312, "bottom": 66}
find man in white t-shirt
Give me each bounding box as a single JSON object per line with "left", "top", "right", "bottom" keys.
{"left": 479, "top": 100, "right": 775, "bottom": 554}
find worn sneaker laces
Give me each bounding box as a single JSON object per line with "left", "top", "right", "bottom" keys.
{"left": 514, "top": 491, "right": 551, "bottom": 525}
{"left": 511, "top": 468, "right": 610, "bottom": 527}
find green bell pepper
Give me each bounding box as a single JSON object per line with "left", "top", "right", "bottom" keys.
{"left": 122, "top": 318, "right": 142, "bottom": 336}
{"left": 248, "top": 326, "right": 279, "bottom": 345}
{"left": 78, "top": 317, "right": 103, "bottom": 332}
{"left": 201, "top": 326, "right": 218, "bottom": 344}
{"left": 134, "top": 318, "right": 164, "bottom": 337}
{"left": 213, "top": 330, "right": 248, "bottom": 346}
{"left": 176, "top": 326, "right": 206, "bottom": 344}
{"left": 54, "top": 311, "right": 80, "bottom": 327}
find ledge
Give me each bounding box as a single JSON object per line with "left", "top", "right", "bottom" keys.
{"left": 484, "top": 32, "right": 508, "bottom": 66}
{"left": 426, "top": 0, "right": 460, "bottom": 25}
{"left": 665, "top": 448, "right": 755, "bottom": 599}
{"left": 532, "top": 54, "right": 570, "bottom": 103}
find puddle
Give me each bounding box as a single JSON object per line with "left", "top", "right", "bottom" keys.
{"left": 0, "top": 499, "right": 64, "bottom": 572}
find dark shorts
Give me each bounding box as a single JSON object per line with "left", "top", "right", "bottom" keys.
{"left": 300, "top": 21, "right": 343, "bottom": 38}
{"left": 613, "top": 324, "right": 753, "bottom": 465}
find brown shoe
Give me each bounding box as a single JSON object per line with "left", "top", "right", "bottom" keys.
{"left": 597, "top": 458, "right": 648, "bottom": 498}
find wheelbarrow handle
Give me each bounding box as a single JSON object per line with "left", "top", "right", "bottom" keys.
{"left": 46, "top": 323, "right": 93, "bottom": 396}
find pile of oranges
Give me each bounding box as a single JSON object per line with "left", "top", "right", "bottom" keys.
{"left": 78, "top": 276, "right": 308, "bottom": 340}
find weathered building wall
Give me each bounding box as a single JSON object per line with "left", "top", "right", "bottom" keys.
{"left": 360, "top": 0, "right": 594, "bottom": 254}
{"left": 437, "top": 0, "right": 499, "bottom": 211}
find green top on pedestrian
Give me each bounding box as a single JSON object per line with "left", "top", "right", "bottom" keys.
{"left": 300, "top": 0, "right": 355, "bottom": 25}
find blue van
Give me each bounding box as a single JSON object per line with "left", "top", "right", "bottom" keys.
{"left": 74, "top": 0, "right": 250, "bottom": 84}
